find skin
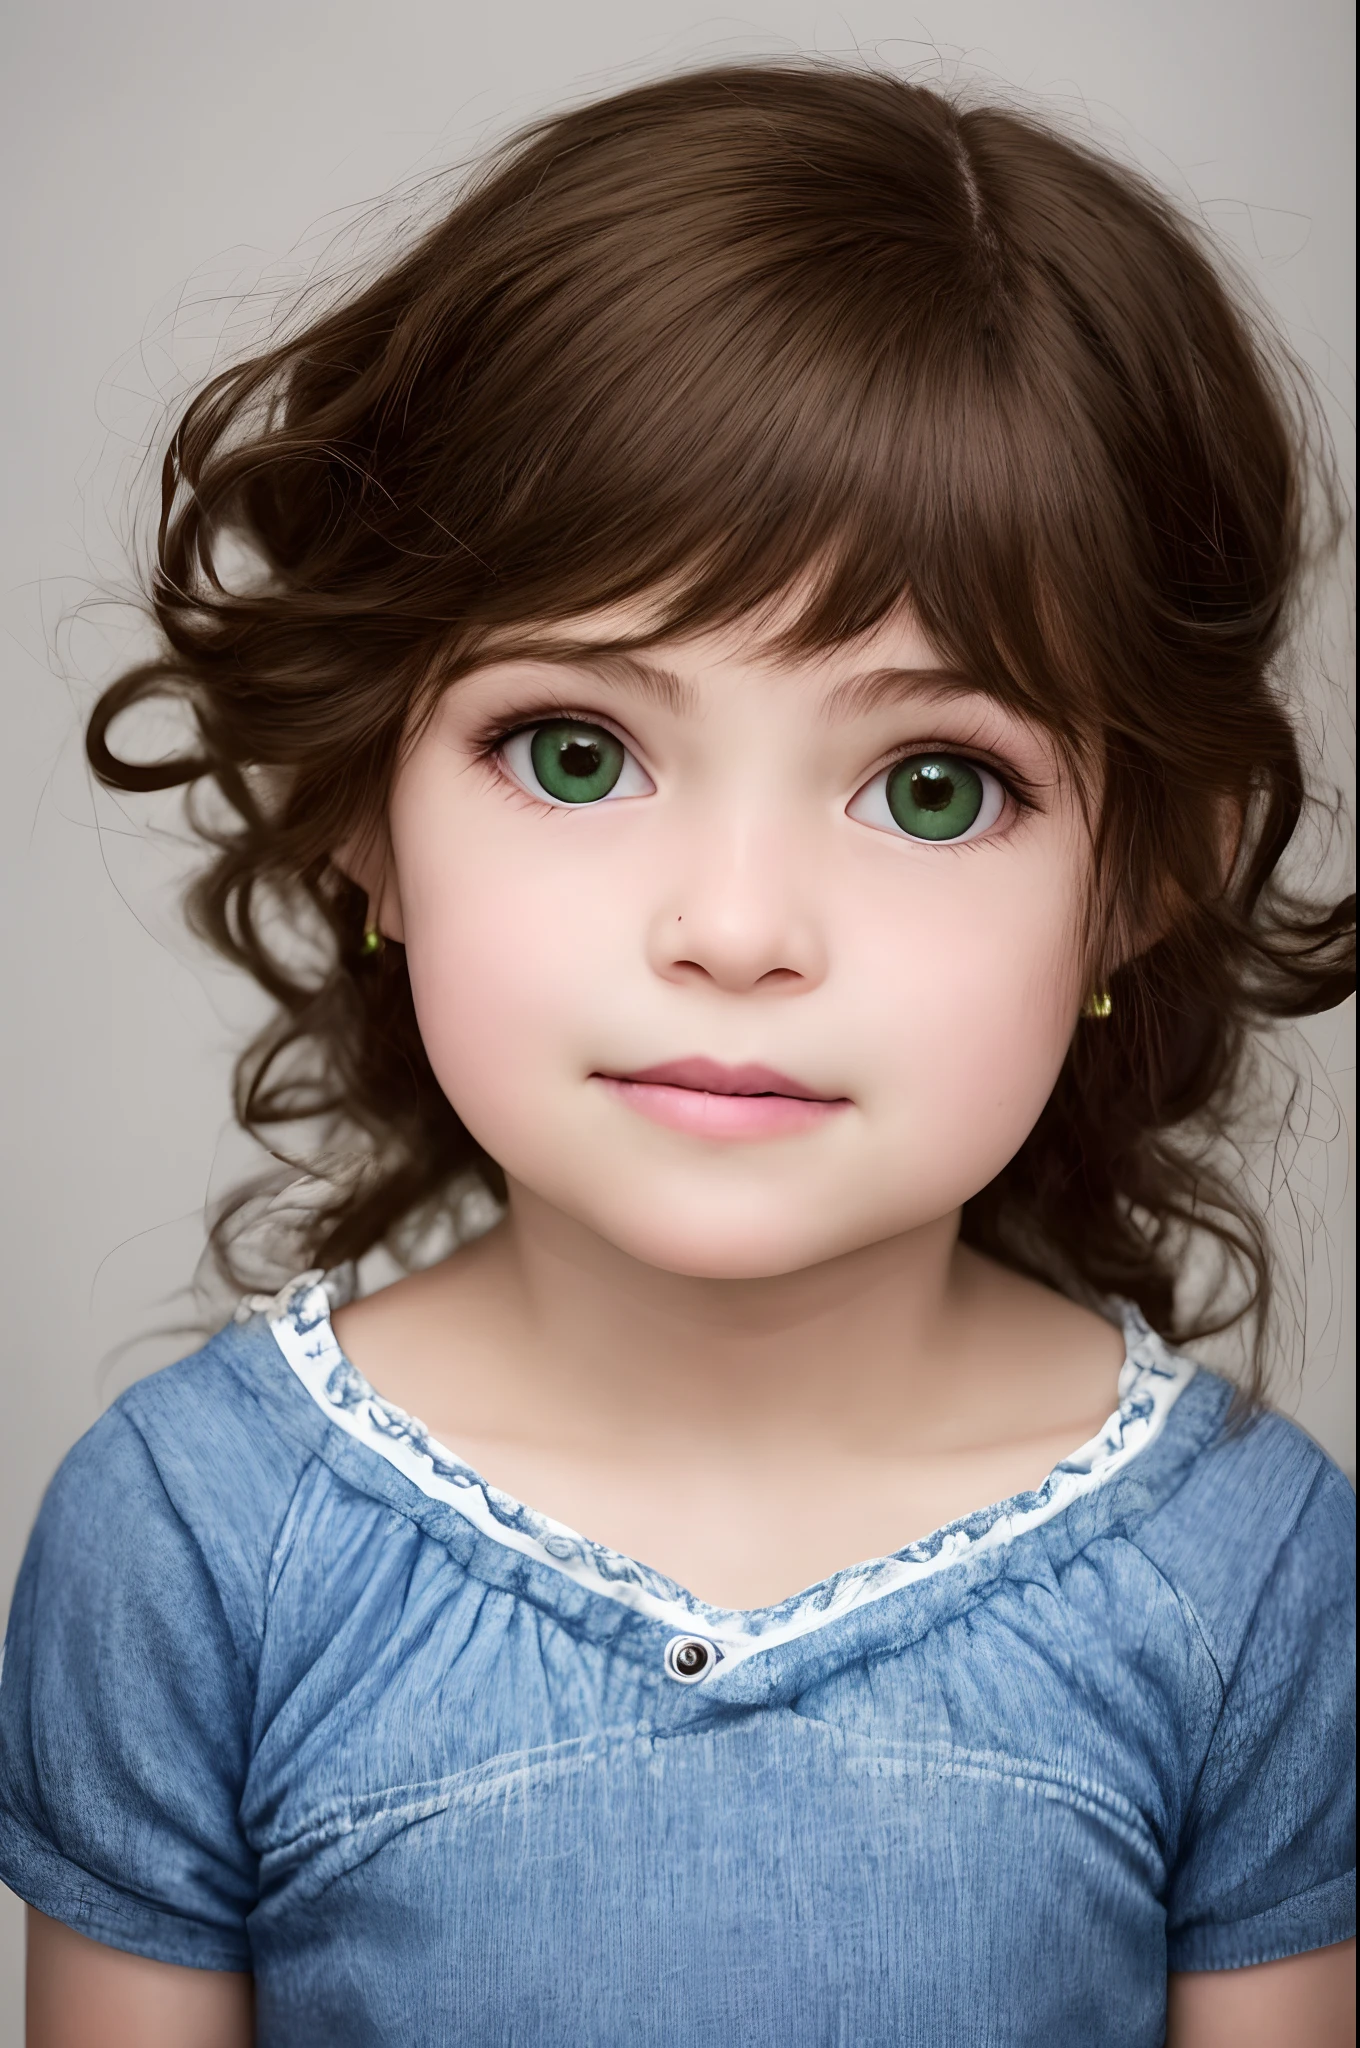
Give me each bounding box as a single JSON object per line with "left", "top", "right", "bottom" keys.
{"left": 25, "top": 1913, "right": 252, "bottom": 2047}
{"left": 27, "top": 604, "right": 1354, "bottom": 2043}
{"left": 335, "top": 605, "right": 1128, "bottom": 1604}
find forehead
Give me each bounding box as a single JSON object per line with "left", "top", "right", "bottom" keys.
{"left": 469, "top": 596, "right": 952, "bottom": 708}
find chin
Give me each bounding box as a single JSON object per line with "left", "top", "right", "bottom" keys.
{"left": 582, "top": 1192, "right": 882, "bottom": 1282}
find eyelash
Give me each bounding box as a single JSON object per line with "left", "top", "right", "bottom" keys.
{"left": 877, "top": 747, "right": 1040, "bottom": 820}
{"left": 470, "top": 707, "right": 1040, "bottom": 821}
{"left": 469, "top": 704, "right": 631, "bottom": 766}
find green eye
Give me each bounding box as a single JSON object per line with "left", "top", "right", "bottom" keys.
{"left": 884, "top": 754, "right": 987, "bottom": 840}
{"left": 528, "top": 721, "right": 625, "bottom": 803}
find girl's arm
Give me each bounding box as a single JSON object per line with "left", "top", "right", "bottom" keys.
{"left": 26, "top": 1910, "right": 253, "bottom": 2048}
{"left": 1166, "top": 1941, "right": 1355, "bottom": 2048}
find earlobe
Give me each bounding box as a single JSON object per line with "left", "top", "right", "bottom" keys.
{"left": 1216, "top": 793, "right": 1247, "bottom": 894}
{"left": 333, "top": 831, "right": 406, "bottom": 945}
{"left": 371, "top": 880, "right": 406, "bottom": 946}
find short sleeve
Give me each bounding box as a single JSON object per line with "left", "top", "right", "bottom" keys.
{"left": 0, "top": 1405, "right": 257, "bottom": 1969}
{"left": 1166, "top": 1457, "right": 1356, "bottom": 1971}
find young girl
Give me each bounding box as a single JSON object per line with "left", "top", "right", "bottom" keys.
{"left": 1, "top": 61, "right": 1353, "bottom": 2048}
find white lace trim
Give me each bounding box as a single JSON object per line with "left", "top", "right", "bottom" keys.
{"left": 253, "top": 1270, "right": 1196, "bottom": 1674}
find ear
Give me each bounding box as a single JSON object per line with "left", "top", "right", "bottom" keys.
{"left": 333, "top": 827, "right": 406, "bottom": 944}
{"left": 1215, "top": 792, "right": 1246, "bottom": 893}
{"left": 1110, "top": 792, "right": 1247, "bottom": 969}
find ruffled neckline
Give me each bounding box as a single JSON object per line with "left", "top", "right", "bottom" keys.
{"left": 251, "top": 1268, "right": 1197, "bottom": 1673}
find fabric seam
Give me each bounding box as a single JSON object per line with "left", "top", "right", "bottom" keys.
{"left": 1168, "top": 1864, "right": 1356, "bottom": 1971}
{"left": 1156, "top": 1459, "right": 1327, "bottom": 1863}
{"left": 117, "top": 1397, "right": 303, "bottom": 1688}
{"left": 0, "top": 1815, "right": 252, "bottom": 1972}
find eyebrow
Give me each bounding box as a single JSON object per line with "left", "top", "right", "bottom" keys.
{"left": 501, "top": 646, "right": 698, "bottom": 714}
{"left": 591, "top": 651, "right": 697, "bottom": 712}
{"left": 819, "top": 665, "right": 983, "bottom": 719}
{"left": 490, "top": 647, "right": 983, "bottom": 722}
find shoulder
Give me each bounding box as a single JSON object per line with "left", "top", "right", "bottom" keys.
{"left": 1132, "top": 1377, "right": 1354, "bottom": 1678}
{"left": 21, "top": 1312, "right": 322, "bottom": 1665}
{"left": 1146, "top": 1389, "right": 1355, "bottom": 1966}
{"left": 114, "top": 1309, "right": 315, "bottom": 1507}
{"left": 0, "top": 1316, "right": 311, "bottom": 1965}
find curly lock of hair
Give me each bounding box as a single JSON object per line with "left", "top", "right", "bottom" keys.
{"left": 87, "top": 61, "right": 1354, "bottom": 1400}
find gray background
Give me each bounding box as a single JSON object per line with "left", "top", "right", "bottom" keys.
{"left": 1, "top": 1, "right": 1353, "bottom": 2032}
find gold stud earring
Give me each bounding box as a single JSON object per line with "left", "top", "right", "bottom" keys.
{"left": 1082, "top": 988, "right": 1113, "bottom": 1020}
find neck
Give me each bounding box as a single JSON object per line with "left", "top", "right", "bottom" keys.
{"left": 471, "top": 1180, "right": 981, "bottom": 1452}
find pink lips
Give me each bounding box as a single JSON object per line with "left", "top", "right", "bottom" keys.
{"left": 595, "top": 1057, "right": 849, "bottom": 1140}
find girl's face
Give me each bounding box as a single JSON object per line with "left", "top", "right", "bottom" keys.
{"left": 383, "top": 606, "right": 1095, "bottom": 1278}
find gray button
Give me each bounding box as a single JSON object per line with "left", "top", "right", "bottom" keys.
{"left": 664, "top": 1634, "right": 716, "bottom": 1683}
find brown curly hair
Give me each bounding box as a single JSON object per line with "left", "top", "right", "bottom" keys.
{"left": 87, "top": 62, "right": 1353, "bottom": 1396}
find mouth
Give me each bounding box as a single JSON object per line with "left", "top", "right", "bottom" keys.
{"left": 592, "top": 1057, "right": 850, "bottom": 1140}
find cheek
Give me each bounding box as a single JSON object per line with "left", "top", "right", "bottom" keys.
{"left": 848, "top": 845, "right": 1087, "bottom": 1183}
{"left": 393, "top": 799, "right": 629, "bottom": 1144}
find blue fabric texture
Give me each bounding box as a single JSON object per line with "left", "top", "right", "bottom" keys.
{"left": 1, "top": 1276, "right": 1353, "bottom": 2047}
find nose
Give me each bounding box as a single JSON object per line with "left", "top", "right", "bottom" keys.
{"left": 647, "top": 817, "right": 827, "bottom": 995}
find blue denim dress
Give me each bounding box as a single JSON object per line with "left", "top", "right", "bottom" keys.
{"left": 1, "top": 1272, "right": 1353, "bottom": 2046}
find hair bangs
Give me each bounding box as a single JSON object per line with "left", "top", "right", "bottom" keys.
{"left": 411, "top": 202, "right": 1109, "bottom": 771}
